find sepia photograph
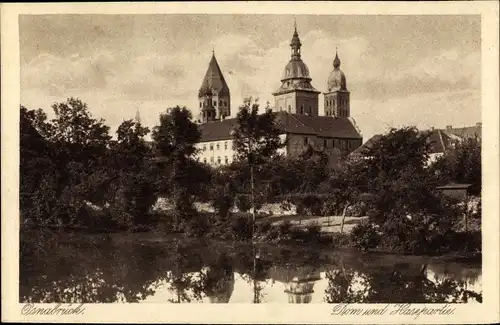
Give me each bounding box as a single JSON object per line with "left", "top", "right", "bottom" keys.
{"left": 2, "top": 1, "right": 499, "bottom": 324}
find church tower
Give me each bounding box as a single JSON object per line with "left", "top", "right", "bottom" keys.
{"left": 198, "top": 51, "right": 231, "bottom": 122}
{"left": 272, "top": 23, "right": 320, "bottom": 116}
{"left": 324, "top": 50, "right": 350, "bottom": 117}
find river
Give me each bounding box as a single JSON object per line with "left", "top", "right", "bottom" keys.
{"left": 20, "top": 232, "right": 482, "bottom": 304}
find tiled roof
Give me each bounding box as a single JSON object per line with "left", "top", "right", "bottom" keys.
{"left": 198, "top": 112, "right": 363, "bottom": 142}
{"left": 349, "top": 134, "right": 383, "bottom": 157}
{"left": 445, "top": 125, "right": 481, "bottom": 139}
{"left": 350, "top": 124, "right": 480, "bottom": 158}
{"left": 198, "top": 53, "right": 230, "bottom": 97}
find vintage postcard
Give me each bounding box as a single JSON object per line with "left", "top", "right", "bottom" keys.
{"left": 1, "top": 1, "right": 499, "bottom": 324}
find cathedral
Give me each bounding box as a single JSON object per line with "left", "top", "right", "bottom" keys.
{"left": 194, "top": 25, "right": 363, "bottom": 166}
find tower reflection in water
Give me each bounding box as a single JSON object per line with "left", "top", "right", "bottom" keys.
{"left": 268, "top": 265, "right": 322, "bottom": 303}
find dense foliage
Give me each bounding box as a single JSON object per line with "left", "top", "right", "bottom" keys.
{"left": 21, "top": 99, "right": 481, "bottom": 255}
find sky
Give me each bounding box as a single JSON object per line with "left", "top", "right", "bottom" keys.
{"left": 19, "top": 14, "right": 481, "bottom": 141}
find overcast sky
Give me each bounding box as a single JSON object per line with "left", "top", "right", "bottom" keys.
{"left": 20, "top": 14, "right": 481, "bottom": 141}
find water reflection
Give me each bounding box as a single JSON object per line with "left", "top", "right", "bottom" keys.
{"left": 20, "top": 232, "right": 482, "bottom": 304}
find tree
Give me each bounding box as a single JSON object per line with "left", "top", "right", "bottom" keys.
{"left": 20, "top": 99, "right": 113, "bottom": 228}
{"left": 431, "top": 136, "right": 481, "bottom": 193}
{"left": 107, "top": 120, "right": 157, "bottom": 227}
{"left": 232, "top": 98, "right": 283, "bottom": 165}
{"left": 50, "top": 97, "right": 111, "bottom": 169}
{"left": 152, "top": 106, "right": 205, "bottom": 232}
{"left": 231, "top": 98, "right": 284, "bottom": 235}
{"left": 351, "top": 127, "right": 462, "bottom": 253}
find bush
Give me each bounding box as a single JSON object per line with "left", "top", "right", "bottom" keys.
{"left": 235, "top": 195, "right": 251, "bottom": 212}
{"left": 350, "top": 222, "right": 381, "bottom": 251}
{"left": 182, "top": 213, "right": 209, "bottom": 238}
{"left": 232, "top": 215, "right": 253, "bottom": 240}
{"left": 330, "top": 232, "right": 352, "bottom": 248}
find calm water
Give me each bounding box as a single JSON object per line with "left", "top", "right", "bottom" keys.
{"left": 20, "top": 232, "right": 482, "bottom": 304}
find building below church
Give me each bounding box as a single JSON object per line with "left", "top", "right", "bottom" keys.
{"left": 194, "top": 24, "right": 363, "bottom": 166}
{"left": 349, "top": 123, "right": 482, "bottom": 165}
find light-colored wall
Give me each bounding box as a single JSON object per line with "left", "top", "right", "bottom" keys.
{"left": 195, "top": 134, "right": 360, "bottom": 167}
{"left": 195, "top": 139, "right": 236, "bottom": 166}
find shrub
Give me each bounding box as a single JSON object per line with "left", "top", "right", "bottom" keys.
{"left": 235, "top": 194, "right": 251, "bottom": 212}
{"left": 232, "top": 215, "right": 253, "bottom": 240}
{"left": 182, "top": 213, "right": 209, "bottom": 238}
{"left": 330, "top": 232, "right": 352, "bottom": 248}
{"left": 350, "top": 222, "right": 381, "bottom": 251}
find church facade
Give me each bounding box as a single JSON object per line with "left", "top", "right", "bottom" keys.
{"left": 194, "top": 26, "right": 363, "bottom": 166}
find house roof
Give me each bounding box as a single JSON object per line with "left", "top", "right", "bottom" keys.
{"left": 445, "top": 125, "right": 481, "bottom": 139}
{"left": 436, "top": 183, "right": 473, "bottom": 190}
{"left": 350, "top": 124, "right": 480, "bottom": 158}
{"left": 198, "top": 112, "right": 363, "bottom": 143}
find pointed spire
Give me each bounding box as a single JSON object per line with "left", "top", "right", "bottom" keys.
{"left": 135, "top": 108, "right": 141, "bottom": 125}
{"left": 290, "top": 20, "right": 302, "bottom": 59}
{"left": 333, "top": 48, "right": 341, "bottom": 68}
{"left": 198, "top": 51, "right": 230, "bottom": 98}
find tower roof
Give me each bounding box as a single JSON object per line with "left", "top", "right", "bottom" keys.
{"left": 275, "top": 23, "right": 318, "bottom": 94}
{"left": 327, "top": 49, "right": 347, "bottom": 92}
{"left": 198, "top": 53, "right": 230, "bottom": 98}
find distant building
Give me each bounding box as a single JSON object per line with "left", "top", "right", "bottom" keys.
{"left": 436, "top": 183, "right": 474, "bottom": 200}
{"left": 194, "top": 24, "right": 363, "bottom": 167}
{"left": 349, "top": 123, "right": 482, "bottom": 165}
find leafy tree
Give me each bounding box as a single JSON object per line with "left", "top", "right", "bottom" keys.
{"left": 50, "top": 97, "right": 111, "bottom": 170}
{"left": 349, "top": 127, "right": 464, "bottom": 253}
{"left": 232, "top": 98, "right": 284, "bottom": 165}
{"left": 431, "top": 136, "right": 481, "bottom": 193}
{"left": 231, "top": 98, "right": 284, "bottom": 234}
{"left": 106, "top": 120, "right": 157, "bottom": 227}
{"left": 152, "top": 106, "right": 207, "bottom": 231}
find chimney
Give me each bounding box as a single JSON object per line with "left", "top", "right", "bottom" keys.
{"left": 446, "top": 125, "right": 453, "bottom": 131}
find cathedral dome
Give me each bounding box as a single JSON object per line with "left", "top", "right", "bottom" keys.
{"left": 327, "top": 51, "right": 347, "bottom": 92}
{"left": 282, "top": 60, "right": 311, "bottom": 81}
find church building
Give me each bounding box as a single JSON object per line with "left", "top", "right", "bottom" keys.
{"left": 194, "top": 25, "right": 363, "bottom": 166}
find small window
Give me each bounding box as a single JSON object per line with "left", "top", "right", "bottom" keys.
{"left": 199, "top": 102, "right": 202, "bottom": 108}
{"left": 220, "top": 100, "right": 223, "bottom": 106}
{"left": 203, "top": 158, "right": 207, "bottom": 164}
{"left": 216, "top": 143, "right": 220, "bottom": 150}
{"left": 332, "top": 140, "right": 335, "bottom": 148}
{"left": 309, "top": 106, "right": 312, "bottom": 115}
{"left": 210, "top": 157, "right": 214, "bottom": 163}
{"left": 324, "top": 139, "right": 327, "bottom": 148}
{"left": 210, "top": 143, "right": 214, "bottom": 151}
{"left": 213, "top": 101, "right": 217, "bottom": 106}
{"left": 224, "top": 142, "right": 227, "bottom": 150}
{"left": 304, "top": 137, "right": 308, "bottom": 145}
{"left": 217, "top": 156, "right": 221, "bottom": 165}
{"left": 225, "top": 156, "right": 228, "bottom": 164}
{"left": 300, "top": 106, "right": 304, "bottom": 114}
{"left": 203, "top": 144, "right": 206, "bottom": 151}
{"left": 288, "top": 105, "right": 291, "bottom": 113}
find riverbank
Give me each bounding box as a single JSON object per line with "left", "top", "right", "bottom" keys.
{"left": 22, "top": 225, "right": 481, "bottom": 261}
